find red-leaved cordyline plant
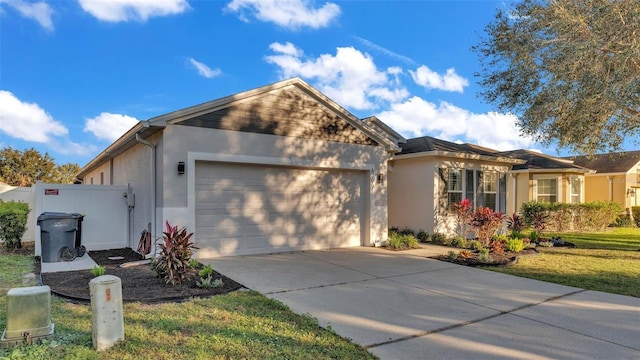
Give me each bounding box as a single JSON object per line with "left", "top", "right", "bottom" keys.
{"left": 471, "top": 206, "right": 504, "bottom": 246}
{"left": 454, "top": 198, "right": 474, "bottom": 239}
{"left": 154, "top": 220, "right": 198, "bottom": 285}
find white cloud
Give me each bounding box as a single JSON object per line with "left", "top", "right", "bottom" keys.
{"left": 84, "top": 112, "right": 139, "bottom": 142}
{"left": 77, "top": 0, "right": 189, "bottom": 22}
{"left": 268, "top": 41, "right": 302, "bottom": 57}
{"left": 410, "top": 65, "right": 469, "bottom": 93}
{"left": 0, "top": 90, "right": 67, "bottom": 142}
{"left": 187, "top": 58, "right": 221, "bottom": 79}
{"left": 376, "top": 96, "right": 534, "bottom": 151}
{"left": 265, "top": 42, "right": 409, "bottom": 110}
{"left": 0, "top": 0, "right": 54, "bottom": 30}
{"left": 226, "top": 0, "right": 340, "bottom": 30}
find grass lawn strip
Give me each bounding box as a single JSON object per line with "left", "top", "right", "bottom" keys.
{"left": 484, "top": 228, "right": 640, "bottom": 297}
{"left": 0, "top": 250, "right": 375, "bottom": 360}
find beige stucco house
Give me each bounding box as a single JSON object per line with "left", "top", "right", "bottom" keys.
{"left": 388, "top": 136, "right": 524, "bottom": 236}
{"left": 76, "top": 78, "right": 399, "bottom": 258}
{"left": 499, "top": 150, "right": 595, "bottom": 215}
{"left": 566, "top": 151, "right": 640, "bottom": 213}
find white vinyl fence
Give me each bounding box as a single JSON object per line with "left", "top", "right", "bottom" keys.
{"left": 0, "top": 182, "right": 129, "bottom": 256}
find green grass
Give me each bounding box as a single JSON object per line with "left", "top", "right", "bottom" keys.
{"left": 485, "top": 228, "right": 640, "bottom": 297}
{"left": 0, "top": 251, "right": 375, "bottom": 360}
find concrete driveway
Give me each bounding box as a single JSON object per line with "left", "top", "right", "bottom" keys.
{"left": 201, "top": 246, "right": 640, "bottom": 359}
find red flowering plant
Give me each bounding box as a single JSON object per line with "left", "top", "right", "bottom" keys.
{"left": 154, "top": 221, "right": 198, "bottom": 285}
{"left": 453, "top": 198, "right": 474, "bottom": 239}
{"left": 471, "top": 206, "right": 504, "bottom": 246}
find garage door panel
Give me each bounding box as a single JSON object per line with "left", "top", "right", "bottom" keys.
{"left": 195, "top": 162, "right": 365, "bottom": 258}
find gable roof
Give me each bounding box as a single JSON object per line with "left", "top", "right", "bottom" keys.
{"left": 394, "top": 136, "right": 524, "bottom": 164}
{"left": 361, "top": 116, "right": 406, "bottom": 146}
{"left": 500, "top": 149, "right": 594, "bottom": 173}
{"left": 564, "top": 151, "right": 640, "bottom": 174}
{"left": 77, "top": 78, "right": 398, "bottom": 179}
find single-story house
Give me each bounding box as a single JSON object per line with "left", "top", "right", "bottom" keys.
{"left": 565, "top": 151, "right": 640, "bottom": 212}
{"left": 387, "top": 136, "right": 524, "bottom": 236}
{"left": 499, "top": 149, "right": 595, "bottom": 215}
{"left": 76, "top": 78, "right": 399, "bottom": 258}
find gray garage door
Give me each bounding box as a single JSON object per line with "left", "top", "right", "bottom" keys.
{"left": 195, "top": 162, "right": 365, "bottom": 257}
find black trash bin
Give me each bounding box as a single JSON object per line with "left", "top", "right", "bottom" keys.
{"left": 37, "top": 212, "right": 85, "bottom": 263}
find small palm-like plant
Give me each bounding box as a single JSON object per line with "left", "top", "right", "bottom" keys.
{"left": 154, "top": 221, "right": 198, "bottom": 285}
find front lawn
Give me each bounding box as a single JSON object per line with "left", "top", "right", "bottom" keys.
{"left": 0, "top": 250, "right": 375, "bottom": 360}
{"left": 484, "top": 228, "right": 640, "bottom": 297}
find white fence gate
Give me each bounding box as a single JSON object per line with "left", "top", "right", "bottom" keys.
{"left": 0, "top": 182, "right": 130, "bottom": 256}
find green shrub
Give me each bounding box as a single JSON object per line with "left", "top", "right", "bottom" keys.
{"left": 505, "top": 238, "right": 525, "bottom": 253}
{"left": 633, "top": 207, "right": 640, "bottom": 227}
{"left": 469, "top": 240, "right": 484, "bottom": 251}
{"left": 416, "top": 229, "right": 429, "bottom": 243}
{"left": 478, "top": 247, "right": 489, "bottom": 255}
{"left": 196, "top": 277, "right": 223, "bottom": 289}
{"left": 431, "top": 232, "right": 447, "bottom": 245}
{"left": 450, "top": 236, "right": 467, "bottom": 248}
{"left": 477, "top": 251, "right": 493, "bottom": 264}
{"left": 521, "top": 200, "right": 622, "bottom": 232}
{"left": 189, "top": 259, "right": 200, "bottom": 268}
{"left": 447, "top": 251, "right": 458, "bottom": 260}
{"left": 154, "top": 221, "right": 198, "bottom": 285}
{"left": 90, "top": 265, "right": 106, "bottom": 277}
{"left": 529, "top": 230, "right": 540, "bottom": 242}
{"left": 198, "top": 264, "right": 214, "bottom": 278}
{"left": 398, "top": 227, "right": 415, "bottom": 236}
{"left": 611, "top": 217, "right": 633, "bottom": 228}
{"left": 509, "top": 230, "right": 526, "bottom": 239}
{"left": 387, "top": 232, "right": 420, "bottom": 250}
{"left": 0, "top": 200, "right": 30, "bottom": 250}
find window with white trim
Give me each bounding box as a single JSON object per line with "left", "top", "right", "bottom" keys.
{"left": 447, "top": 169, "right": 463, "bottom": 209}
{"left": 536, "top": 178, "right": 558, "bottom": 202}
{"left": 441, "top": 168, "right": 505, "bottom": 212}
{"left": 570, "top": 176, "right": 581, "bottom": 204}
{"left": 483, "top": 171, "right": 497, "bottom": 210}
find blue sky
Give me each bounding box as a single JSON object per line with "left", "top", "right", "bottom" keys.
{"left": 1, "top": 0, "right": 627, "bottom": 166}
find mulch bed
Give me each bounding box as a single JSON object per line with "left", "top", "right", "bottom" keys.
{"left": 432, "top": 247, "right": 540, "bottom": 267}
{"left": 39, "top": 248, "right": 244, "bottom": 304}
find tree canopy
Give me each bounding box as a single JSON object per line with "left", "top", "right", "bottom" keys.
{"left": 474, "top": 0, "right": 640, "bottom": 155}
{"left": 0, "top": 147, "right": 80, "bottom": 186}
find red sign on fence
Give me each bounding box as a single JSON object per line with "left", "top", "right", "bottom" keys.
{"left": 44, "top": 189, "right": 59, "bottom": 195}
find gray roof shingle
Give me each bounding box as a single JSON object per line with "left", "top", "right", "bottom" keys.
{"left": 564, "top": 151, "right": 640, "bottom": 173}
{"left": 499, "top": 149, "right": 591, "bottom": 171}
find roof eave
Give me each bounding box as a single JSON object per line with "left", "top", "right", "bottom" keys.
{"left": 392, "top": 150, "right": 526, "bottom": 164}
{"left": 76, "top": 122, "right": 165, "bottom": 179}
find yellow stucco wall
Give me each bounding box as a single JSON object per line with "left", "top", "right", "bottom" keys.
{"left": 508, "top": 172, "right": 587, "bottom": 213}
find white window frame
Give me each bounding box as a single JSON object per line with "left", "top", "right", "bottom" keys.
{"left": 447, "top": 169, "right": 463, "bottom": 210}
{"left": 442, "top": 167, "right": 504, "bottom": 212}
{"left": 569, "top": 175, "right": 582, "bottom": 204}
{"left": 533, "top": 175, "right": 561, "bottom": 203}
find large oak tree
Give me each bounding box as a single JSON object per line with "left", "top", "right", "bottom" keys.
{"left": 474, "top": 0, "right": 640, "bottom": 155}
{"left": 0, "top": 147, "right": 80, "bottom": 186}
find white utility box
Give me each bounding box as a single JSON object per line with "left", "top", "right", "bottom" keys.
{"left": 89, "top": 275, "right": 124, "bottom": 351}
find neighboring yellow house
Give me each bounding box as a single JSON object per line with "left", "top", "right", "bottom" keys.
{"left": 499, "top": 150, "right": 595, "bottom": 215}
{"left": 566, "top": 151, "right": 640, "bottom": 214}
{"left": 388, "top": 136, "right": 524, "bottom": 236}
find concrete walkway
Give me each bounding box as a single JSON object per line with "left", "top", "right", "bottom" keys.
{"left": 202, "top": 246, "right": 640, "bottom": 359}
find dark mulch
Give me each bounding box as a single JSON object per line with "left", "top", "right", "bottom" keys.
{"left": 432, "top": 248, "right": 540, "bottom": 267}
{"left": 39, "top": 248, "right": 244, "bottom": 303}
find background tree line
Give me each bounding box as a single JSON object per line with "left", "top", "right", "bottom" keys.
{"left": 0, "top": 147, "right": 80, "bottom": 186}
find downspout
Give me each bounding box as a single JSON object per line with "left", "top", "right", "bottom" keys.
{"left": 135, "top": 131, "right": 157, "bottom": 258}
{"left": 607, "top": 176, "right": 613, "bottom": 201}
